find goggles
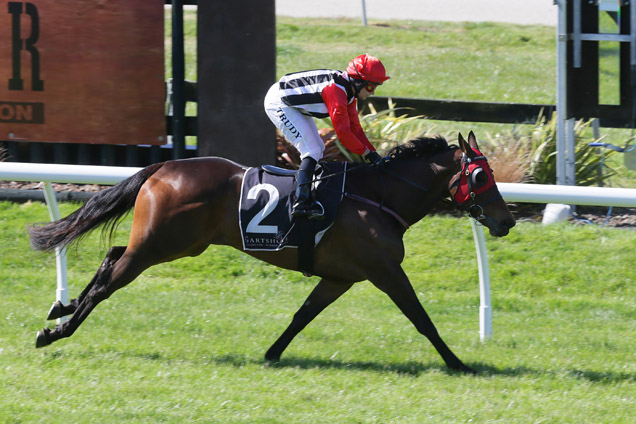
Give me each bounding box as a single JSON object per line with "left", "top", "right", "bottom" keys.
{"left": 353, "top": 66, "right": 381, "bottom": 92}
{"left": 365, "top": 82, "right": 380, "bottom": 92}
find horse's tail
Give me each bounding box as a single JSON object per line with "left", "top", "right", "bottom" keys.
{"left": 28, "top": 162, "right": 165, "bottom": 251}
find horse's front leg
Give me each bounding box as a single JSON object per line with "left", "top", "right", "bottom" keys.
{"left": 46, "top": 246, "right": 127, "bottom": 321}
{"left": 368, "top": 263, "right": 476, "bottom": 374}
{"left": 266, "top": 278, "right": 353, "bottom": 362}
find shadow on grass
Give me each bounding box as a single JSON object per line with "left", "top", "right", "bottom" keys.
{"left": 50, "top": 347, "right": 635, "bottom": 383}
{"left": 471, "top": 362, "right": 636, "bottom": 384}
{"left": 271, "top": 356, "right": 451, "bottom": 376}
{"left": 469, "top": 362, "right": 544, "bottom": 378}
{"left": 214, "top": 353, "right": 471, "bottom": 376}
{"left": 212, "top": 354, "right": 636, "bottom": 382}
{"left": 566, "top": 368, "right": 636, "bottom": 384}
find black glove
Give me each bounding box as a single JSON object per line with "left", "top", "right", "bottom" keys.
{"left": 365, "top": 151, "right": 385, "bottom": 167}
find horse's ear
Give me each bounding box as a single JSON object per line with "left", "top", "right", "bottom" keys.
{"left": 458, "top": 132, "right": 475, "bottom": 157}
{"left": 468, "top": 131, "right": 480, "bottom": 151}
{"left": 458, "top": 133, "right": 467, "bottom": 151}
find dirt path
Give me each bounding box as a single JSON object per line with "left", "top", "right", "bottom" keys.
{"left": 275, "top": 0, "right": 557, "bottom": 26}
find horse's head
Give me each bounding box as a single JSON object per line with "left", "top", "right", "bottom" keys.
{"left": 448, "top": 132, "right": 516, "bottom": 237}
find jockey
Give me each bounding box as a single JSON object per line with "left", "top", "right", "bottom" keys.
{"left": 264, "top": 53, "right": 390, "bottom": 218}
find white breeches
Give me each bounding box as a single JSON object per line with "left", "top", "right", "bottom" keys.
{"left": 264, "top": 83, "right": 325, "bottom": 161}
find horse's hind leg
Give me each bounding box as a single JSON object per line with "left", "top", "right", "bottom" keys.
{"left": 36, "top": 248, "right": 148, "bottom": 348}
{"left": 369, "top": 264, "right": 476, "bottom": 374}
{"left": 46, "top": 246, "right": 126, "bottom": 321}
{"left": 265, "top": 278, "right": 353, "bottom": 362}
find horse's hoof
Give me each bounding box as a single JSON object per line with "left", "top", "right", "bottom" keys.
{"left": 46, "top": 300, "right": 64, "bottom": 320}
{"left": 264, "top": 351, "right": 281, "bottom": 363}
{"left": 35, "top": 328, "right": 51, "bottom": 348}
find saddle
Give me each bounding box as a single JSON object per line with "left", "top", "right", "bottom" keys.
{"left": 238, "top": 162, "right": 347, "bottom": 270}
{"left": 261, "top": 164, "right": 297, "bottom": 177}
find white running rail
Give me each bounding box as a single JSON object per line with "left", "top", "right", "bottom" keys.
{"left": 2, "top": 162, "right": 636, "bottom": 338}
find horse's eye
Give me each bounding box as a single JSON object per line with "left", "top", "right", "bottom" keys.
{"left": 471, "top": 168, "right": 488, "bottom": 187}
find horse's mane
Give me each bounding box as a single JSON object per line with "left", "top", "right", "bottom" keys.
{"left": 386, "top": 136, "right": 457, "bottom": 161}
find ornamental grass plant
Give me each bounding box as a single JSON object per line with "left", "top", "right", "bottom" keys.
{"left": 483, "top": 113, "right": 615, "bottom": 186}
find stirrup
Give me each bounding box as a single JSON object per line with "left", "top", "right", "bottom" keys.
{"left": 292, "top": 201, "right": 325, "bottom": 220}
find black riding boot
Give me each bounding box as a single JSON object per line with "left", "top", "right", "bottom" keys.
{"left": 292, "top": 157, "right": 323, "bottom": 219}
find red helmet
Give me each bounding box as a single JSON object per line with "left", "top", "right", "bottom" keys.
{"left": 346, "top": 54, "right": 390, "bottom": 84}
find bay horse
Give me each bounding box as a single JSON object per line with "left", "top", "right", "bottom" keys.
{"left": 30, "top": 131, "right": 515, "bottom": 374}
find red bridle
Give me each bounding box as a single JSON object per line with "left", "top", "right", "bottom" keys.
{"left": 448, "top": 150, "right": 500, "bottom": 220}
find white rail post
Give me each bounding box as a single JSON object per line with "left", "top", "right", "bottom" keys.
{"left": 361, "top": 0, "right": 367, "bottom": 26}
{"left": 470, "top": 219, "right": 492, "bottom": 341}
{"left": 42, "top": 182, "right": 69, "bottom": 324}
{"left": 556, "top": 0, "right": 569, "bottom": 186}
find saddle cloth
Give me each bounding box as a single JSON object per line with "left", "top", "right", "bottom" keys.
{"left": 239, "top": 162, "right": 347, "bottom": 251}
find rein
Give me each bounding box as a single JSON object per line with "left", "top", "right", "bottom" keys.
{"left": 308, "top": 162, "right": 363, "bottom": 185}
{"left": 381, "top": 168, "right": 429, "bottom": 192}
{"left": 313, "top": 163, "right": 429, "bottom": 192}
{"left": 306, "top": 162, "right": 413, "bottom": 230}
{"left": 309, "top": 141, "right": 503, "bottom": 230}
{"left": 312, "top": 161, "right": 431, "bottom": 230}
{"left": 311, "top": 153, "right": 498, "bottom": 230}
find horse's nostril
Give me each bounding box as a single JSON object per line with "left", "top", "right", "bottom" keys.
{"left": 504, "top": 218, "right": 516, "bottom": 229}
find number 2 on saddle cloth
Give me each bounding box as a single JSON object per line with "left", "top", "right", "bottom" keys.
{"left": 238, "top": 162, "right": 348, "bottom": 274}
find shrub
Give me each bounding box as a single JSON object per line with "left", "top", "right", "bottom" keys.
{"left": 483, "top": 113, "right": 614, "bottom": 186}
{"left": 482, "top": 133, "right": 532, "bottom": 183}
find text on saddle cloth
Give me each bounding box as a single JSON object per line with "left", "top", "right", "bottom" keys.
{"left": 238, "top": 162, "right": 347, "bottom": 251}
